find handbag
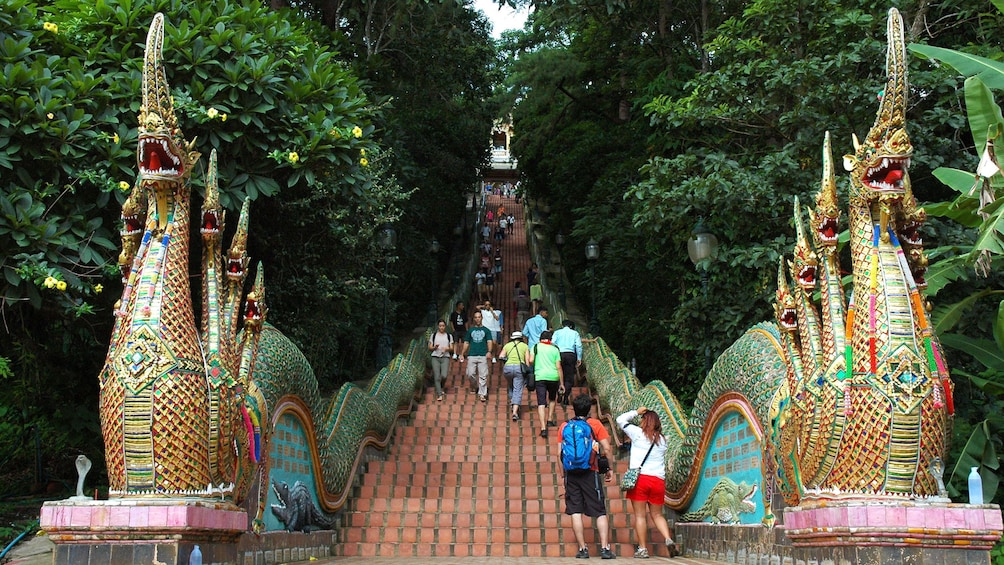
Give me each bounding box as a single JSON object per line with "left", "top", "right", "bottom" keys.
{"left": 518, "top": 345, "right": 534, "bottom": 388}
{"left": 620, "top": 442, "right": 655, "bottom": 491}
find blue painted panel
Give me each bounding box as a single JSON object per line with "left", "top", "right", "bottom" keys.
{"left": 263, "top": 412, "right": 321, "bottom": 532}
{"left": 685, "top": 411, "right": 764, "bottom": 524}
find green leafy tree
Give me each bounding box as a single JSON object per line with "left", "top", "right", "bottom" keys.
{"left": 0, "top": 0, "right": 399, "bottom": 494}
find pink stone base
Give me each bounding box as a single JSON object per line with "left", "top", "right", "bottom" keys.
{"left": 783, "top": 499, "right": 1003, "bottom": 550}
{"left": 41, "top": 498, "right": 247, "bottom": 542}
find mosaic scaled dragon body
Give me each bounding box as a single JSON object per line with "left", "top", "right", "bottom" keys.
{"left": 99, "top": 14, "right": 424, "bottom": 531}
{"left": 588, "top": 9, "right": 952, "bottom": 521}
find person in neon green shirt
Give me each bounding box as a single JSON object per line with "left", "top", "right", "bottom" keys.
{"left": 526, "top": 330, "right": 563, "bottom": 438}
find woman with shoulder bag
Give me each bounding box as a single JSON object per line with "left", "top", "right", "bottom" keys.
{"left": 616, "top": 407, "right": 675, "bottom": 558}
{"left": 499, "top": 331, "right": 530, "bottom": 422}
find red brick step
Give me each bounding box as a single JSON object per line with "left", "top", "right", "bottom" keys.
{"left": 332, "top": 193, "right": 675, "bottom": 558}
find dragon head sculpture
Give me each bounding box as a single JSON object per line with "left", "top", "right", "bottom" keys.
{"left": 790, "top": 198, "right": 819, "bottom": 292}
{"left": 136, "top": 14, "right": 199, "bottom": 234}
{"left": 842, "top": 9, "right": 912, "bottom": 217}
{"left": 774, "top": 259, "right": 797, "bottom": 333}
{"left": 808, "top": 132, "right": 841, "bottom": 256}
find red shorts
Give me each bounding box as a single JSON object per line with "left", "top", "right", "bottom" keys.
{"left": 626, "top": 473, "right": 666, "bottom": 505}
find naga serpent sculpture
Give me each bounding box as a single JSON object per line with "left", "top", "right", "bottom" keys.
{"left": 587, "top": 8, "right": 951, "bottom": 522}
{"left": 100, "top": 14, "right": 423, "bottom": 532}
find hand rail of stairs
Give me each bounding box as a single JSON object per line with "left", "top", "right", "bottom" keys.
{"left": 307, "top": 187, "right": 485, "bottom": 515}
{"left": 521, "top": 198, "right": 691, "bottom": 490}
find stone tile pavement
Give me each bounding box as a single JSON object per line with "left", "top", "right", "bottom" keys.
{"left": 297, "top": 557, "right": 722, "bottom": 564}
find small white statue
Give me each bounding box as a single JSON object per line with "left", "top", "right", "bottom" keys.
{"left": 71, "top": 455, "right": 92, "bottom": 500}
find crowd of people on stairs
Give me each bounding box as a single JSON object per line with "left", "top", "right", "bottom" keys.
{"left": 424, "top": 186, "right": 679, "bottom": 559}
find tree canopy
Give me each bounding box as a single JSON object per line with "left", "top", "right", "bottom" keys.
{"left": 0, "top": 0, "right": 495, "bottom": 496}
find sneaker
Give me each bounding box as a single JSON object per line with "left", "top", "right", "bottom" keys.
{"left": 600, "top": 547, "right": 615, "bottom": 559}
{"left": 666, "top": 538, "right": 679, "bottom": 557}
{"left": 575, "top": 547, "right": 589, "bottom": 559}
{"left": 437, "top": 394, "right": 444, "bottom": 401}
{"left": 512, "top": 413, "right": 519, "bottom": 421}
{"left": 540, "top": 429, "right": 548, "bottom": 439}
{"left": 633, "top": 547, "right": 649, "bottom": 559}
{"left": 452, "top": 354, "right": 458, "bottom": 360}
{"left": 479, "top": 395, "right": 487, "bottom": 402}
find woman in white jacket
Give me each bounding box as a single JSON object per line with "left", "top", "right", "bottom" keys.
{"left": 616, "top": 407, "right": 675, "bottom": 558}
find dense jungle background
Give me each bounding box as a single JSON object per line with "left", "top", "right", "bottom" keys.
{"left": 1, "top": 0, "right": 1003, "bottom": 552}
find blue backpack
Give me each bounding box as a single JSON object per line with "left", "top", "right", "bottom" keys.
{"left": 561, "top": 418, "right": 594, "bottom": 471}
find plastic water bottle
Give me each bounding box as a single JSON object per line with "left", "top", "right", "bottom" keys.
{"left": 968, "top": 467, "right": 984, "bottom": 505}
{"left": 189, "top": 544, "right": 202, "bottom": 565}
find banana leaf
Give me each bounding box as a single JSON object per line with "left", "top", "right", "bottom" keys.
{"left": 972, "top": 198, "right": 1004, "bottom": 256}
{"left": 997, "top": 300, "right": 1004, "bottom": 354}
{"left": 964, "top": 77, "right": 1004, "bottom": 160}
{"left": 932, "top": 290, "right": 996, "bottom": 334}
{"left": 952, "top": 368, "right": 1004, "bottom": 397}
{"left": 924, "top": 252, "right": 973, "bottom": 297}
{"left": 939, "top": 333, "right": 1004, "bottom": 372}
{"left": 909, "top": 44, "right": 1004, "bottom": 90}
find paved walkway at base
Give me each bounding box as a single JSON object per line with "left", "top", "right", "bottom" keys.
{"left": 302, "top": 557, "right": 720, "bottom": 564}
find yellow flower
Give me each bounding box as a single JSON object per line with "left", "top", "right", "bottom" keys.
{"left": 288, "top": 151, "right": 299, "bottom": 164}
{"left": 206, "top": 107, "right": 219, "bottom": 119}
{"left": 113, "top": 133, "right": 120, "bottom": 144}
{"left": 118, "top": 181, "right": 130, "bottom": 191}
{"left": 360, "top": 158, "right": 369, "bottom": 167}
{"left": 220, "top": 113, "right": 227, "bottom": 122}
{"left": 352, "top": 126, "right": 363, "bottom": 138}
{"left": 44, "top": 277, "right": 56, "bottom": 289}
{"left": 94, "top": 284, "right": 103, "bottom": 294}
{"left": 329, "top": 129, "right": 340, "bottom": 139}
{"left": 56, "top": 280, "right": 67, "bottom": 291}
{"left": 43, "top": 22, "right": 57, "bottom": 33}
{"left": 46, "top": 113, "right": 54, "bottom": 120}
{"left": 359, "top": 148, "right": 366, "bottom": 156}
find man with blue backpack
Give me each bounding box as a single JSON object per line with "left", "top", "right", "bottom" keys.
{"left": 558, "top": 394, "right": 615, "bottom": 559}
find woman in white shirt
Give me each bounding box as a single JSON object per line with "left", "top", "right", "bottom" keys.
{"left": 616, "top": 407, "right": 675, "bottom": 558}
{"left": 428, "top": 320, "right": 453, "bottom": 401}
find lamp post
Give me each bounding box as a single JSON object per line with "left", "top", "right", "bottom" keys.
{"left": 585, "top": 239, "right": 600, "bottom": 336}
{"left": 687, "top": 217, "right": 718, "bottom": 375}
{"left": 427, "top": 238, "right": 440, "bottom": 327}
{"left": 555, "top": 233, "right": 566, "bottom": 308}
{"left": 376, "top": 224, "right": 397, "bottom": 367}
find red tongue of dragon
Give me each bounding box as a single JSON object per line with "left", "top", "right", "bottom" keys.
{"left": 884, "top": 169, "right": 903, "bottom": 184}
{"left": 149, "top": 151, "right": 161, "bottom": 171}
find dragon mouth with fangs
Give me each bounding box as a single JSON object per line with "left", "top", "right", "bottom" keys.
{"left": 778, "top": 307, "right": 797, "bottom": 331}
{"left": 796, "top": 265, "right": 817, "bottom": 289}
{"left": 201, "top": 209, "right": 221, "bottom": 236}
{"left": 138, "top": 135, "right": 184, "bottom": 180}
{"left": 227, "top": 257, "right": 245, "bottom": 281}
{"left": 121, "top": 214, "right": 142, "bottom": 237}
{"left": 863, "top": 156, "right": 910, "bottom": 194}
{"left": 816, "top": 216, "right": 839, "bottom": 245}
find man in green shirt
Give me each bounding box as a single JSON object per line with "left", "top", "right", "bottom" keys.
{"left": 526, "top": 330, "right": 563, "bottom": 438}
{"left": 462, "top": 311, "right": 495, "bottom": 402}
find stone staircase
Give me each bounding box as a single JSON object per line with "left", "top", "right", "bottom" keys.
{"left": 334, "top": 371, "right": 677, "bottom": 558}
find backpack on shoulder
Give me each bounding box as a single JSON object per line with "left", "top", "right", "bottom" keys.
{"left": 561, "top": 418, "right": 593, "bottom": 472}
